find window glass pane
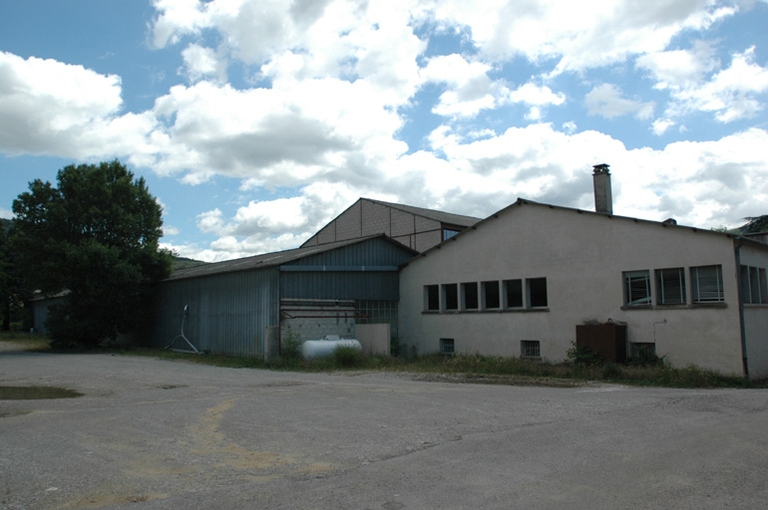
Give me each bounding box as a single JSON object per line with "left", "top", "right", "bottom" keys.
{"left": 691, "top": 265, "right": 724, "bottom": 303}
{"left": 760, "top": 269, "right": 768, "bottom": 304}
{"left": 624, "top": 270, "right": 651, "bottom": 305}
{"left": 505, "top": 279, "right": 523, "bottom": 308}
{"left": 462, "top": 282, "right": 478, "bottom": 310}
{"left": 750, "top": 267, "right": 762, "bottom": 304}
{"left": 442, "top": 284, "right": 458, "bottom": 310}
{"left": 442, "top": 229, "right": 460, "bottom": 241}
{"left": 740, "top": 265, "right": 752, "bottom": 303}
{"left": 656, "top": 268, "right": 686, "bottom": 305}
{"left": 528, "top": 278, "right": 548, "bottom": 307}
{"left": 425, "top": 285, "right": 439, "bottom": 311}
{"left": 482, "top": 281, "right": 500, "bottom": 309}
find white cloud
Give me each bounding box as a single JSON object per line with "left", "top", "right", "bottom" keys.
{"left": 0, "top": 207, "right": 12, "bottom": 219}
{"left": 422, "top": 54, "right": 501, "bottom": 117}
{"left": 585, "top": 84, "right": 655, "bottom": 120}
{"left": 181, "top": 44, "right": 227, "bottom": 83}
{"left": 0, "top": 52, "right": 135, "bottom": 157}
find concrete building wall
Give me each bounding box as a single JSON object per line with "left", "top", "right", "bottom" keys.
{"left": 399, "top": 201, "right": 749, "bottom": 377}
{"left": 739, "top": 241, "right": 768, "bottom": 379}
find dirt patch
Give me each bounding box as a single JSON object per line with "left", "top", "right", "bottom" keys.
{"left": 0, "top": 385, "right": 83, "bottom": 400}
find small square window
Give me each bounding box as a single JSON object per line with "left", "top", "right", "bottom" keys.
{"left": 424, "top": 285, "right": 439, "bottom": 311}
{"left": 442, "top": 284, "right": 458, "bottom": 311}
{"left": 656, "top": 268, "right": 686, "bottom": 305}
{"left": 461, "top": 282, "right": 478, "bottom": 310}
{"left": 504, "top": 279, "right": 523, "bottom": 308}
{"left": 440, "top": 338, "right": 455, "bottom": 355}
{"left": 623, "top": 270, "right": 651, "bottom": 306}
{"left": 482, "top": 281, "right": 500, "bottom": 309}
{"left": 520, "top": 340, "right": 541, "bottom": 358}
{"left": 527, "top": 278, "right": 548, "bottom": 308}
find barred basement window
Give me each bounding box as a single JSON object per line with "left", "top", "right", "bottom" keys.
{"left": 440, "top": 338, "right": 455, "bottom": 354}
{"left": 520, "top": 340, "right": 541, "bottom": 358}
{"left": 656, "top": 268, "right": 686, "bottom": 305}
{"left": 623, "top": 270, "right": 651, "bottom": 306}
{"left": 690, "top": 265, "right": 724, "bottom": 303}
{"left": 424, "top": 285, "right": 439, "bottom": 311}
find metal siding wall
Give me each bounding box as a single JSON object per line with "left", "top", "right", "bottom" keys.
{"left": 280, "top": 238, "right": 411, "bottom": 300}
{"left": 149, "top": 268, "right": 279, "bottom": 357}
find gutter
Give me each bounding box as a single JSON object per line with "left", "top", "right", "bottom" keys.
{"left": 734, "top": 236, "right": 749, "bottom": 378}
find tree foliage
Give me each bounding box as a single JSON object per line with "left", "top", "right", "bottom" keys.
{"left": 741, "top": 215, "right": 768, "bottom": 234}
{"left": 10, "top": 161, "right": 173, "bottom": 348}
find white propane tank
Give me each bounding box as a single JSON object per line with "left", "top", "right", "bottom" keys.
{"left": 301, "top": 335, "right": 362, "bottom": 359}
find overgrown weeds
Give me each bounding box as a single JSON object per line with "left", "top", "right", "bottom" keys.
{"left": 2, "top": 333, "right": 762, "bottom": 389}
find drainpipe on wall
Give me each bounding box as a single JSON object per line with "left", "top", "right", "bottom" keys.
{"left": 734, "top": 237, "right": 749, "bottom": 378}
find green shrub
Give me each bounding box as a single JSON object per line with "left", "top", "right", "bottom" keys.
{"left": 281, "top": 328, "right": 303, "bottom": 360}
{"left": 333, "top": 345, "right": 363, "bottom": 367}
{"left": 565, "top": 342, "right": 604, "bottom": 366}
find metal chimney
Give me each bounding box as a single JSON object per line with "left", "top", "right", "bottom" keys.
{"left": 592, "top": 163, "right": 613, "bottom": 215}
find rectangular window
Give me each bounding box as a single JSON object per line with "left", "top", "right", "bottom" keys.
{"left": 623, "top": 270, "right": 651, "bottom": 306}
{"left": 461, "top": 282, "right": 479, "bottom": 310}
{"left": 520, "top": 340, "right": 541, "bottom": 358}
{"left": 504, "top": 279, "right": 523, "bottom": 308}
{"left": 424, "top": 285, "right": 439, "bottom": 311}
{"left": 481, "top": 281, "right": 500, "bottom": 309}
{"left": 690, "top": 265, "right": 724, "bottom": 303}
{"left": 741, "top": 265, "right": 768, "bottom": 304}
{"left": 527, "top": 278, "right": 548, "bottom": 308}
{"left": 656, "top": 268, "right": 686, "bottom": 305}
{"left": 439, "top": 338, "right": 455, "bottom": 354}
{"left": 442, "top": 283, "right": 458, "bottom": 311}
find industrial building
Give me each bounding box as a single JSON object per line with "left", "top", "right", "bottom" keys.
{"left": 37, "top": 166, "right": 763, "bottom": 379}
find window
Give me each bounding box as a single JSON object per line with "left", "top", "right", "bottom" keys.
{"left": 482, "top": 281, "right": 500, "bottom": 309}
{"left": 690, "top": 265, "right": 724, "bottom": 303}
{"left": 442, "top": 228, "right": 460, "bottom": 241}
{"left": 656, "top": 268, "right": 686, "bottom": 305}
{"left": 527, "top": 278, "right": 548, "bottom": 308}
{"left": 741, "top": 265, "right": 768, "bottom": 304}
{"left": 461, "top": 282, "right": 478, "bottom": 310}
{"left": 623, "top": 270, "right": 651, "bottom": 306}
{"left": 520, "top": 340, "right": 541, "bottom": 358}
{"left": 424, "top": 285, "right": 439, "bottom": 311}
{"left": 442, "top": 284, "right": 458, "bottom": 311}
{"left": 504, "top": 279, "right": 523, "bottom": 308}
{"left": 630, "top": 342, "right": 656, "bottom": 361}
{"left": 439, "top": 338, "right": 455, "bottom": 354}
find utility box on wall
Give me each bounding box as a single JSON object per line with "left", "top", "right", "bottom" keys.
{"left": 576, "top": 323, "right": 627, "bottom": 363}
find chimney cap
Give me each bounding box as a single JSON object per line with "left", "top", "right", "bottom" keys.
{"left": 593, "top": 163, "right": 610, "bottom": 174}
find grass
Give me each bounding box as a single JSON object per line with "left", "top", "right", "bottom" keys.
{"left": 0, "top": 331, "right": 51, "bottom": 352}
{"left": 2, "top": 333, "right": 764, "bottom": 389}
{"left": 113, "top": 347, "right": 763, "bottom": 389}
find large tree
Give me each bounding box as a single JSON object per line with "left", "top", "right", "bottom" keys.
{"left": 10, "top": 161, "right": 173, "bottom": 348}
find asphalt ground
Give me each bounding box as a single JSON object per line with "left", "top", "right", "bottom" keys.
{"left": 1, "top": 343, "right": 767, "bottom": 510}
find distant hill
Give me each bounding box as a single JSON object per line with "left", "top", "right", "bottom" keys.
{"left": 1, "top": 217, "right": 11, "bottom": 236}
{"left": 172, "top": 256, "right": 207, "bottom": 271}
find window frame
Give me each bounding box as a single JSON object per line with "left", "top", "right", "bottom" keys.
{"left": 481, "top": 280, "right": 501, "bottom": 310}
{"left": 424, "top": 284, "right": 440, "bottom": 311}
{"left": 526, "top": 277, "right": 548, "bottom": 308}
{"left": 461, "top": 282, "right": 479, "bottom": 310}
{"left": 623, "top": 270, "right": 652, "bottom": 306}
{"left": 690, "top": 265, "right": 725, "bottom": 304}
{"left": 520, "top": 340, "right": 541, "bottom": 358}
{"left": 655, "top": 267, "right": 686, "bottom": 305}
{"left": 503, "top": 279, "right": 523, "bottom": 309}
{"left": 441, "top": 283, "right": 458, "bottom": 311}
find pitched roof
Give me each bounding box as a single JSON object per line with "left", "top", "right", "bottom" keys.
{"left": 166, "top": 234, "right": 417, "bottom": 281}
{"left": 362, "top": 198, "right": 482, "bottom": 227}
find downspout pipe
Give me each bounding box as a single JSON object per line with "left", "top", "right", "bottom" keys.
{"left": 734, "top": 237, "right": 749, "bottom": 378}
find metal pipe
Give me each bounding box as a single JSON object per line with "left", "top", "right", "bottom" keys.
{"left": 734, "top": 237, "right": 749, "bottom": 378}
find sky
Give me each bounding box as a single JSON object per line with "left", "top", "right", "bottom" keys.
{"left": 1, "top": 0, "right": 767, "bottom": 262}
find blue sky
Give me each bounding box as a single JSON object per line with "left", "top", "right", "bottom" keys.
{"left": 1, "top": 0, "right": 767, "bottom": 261}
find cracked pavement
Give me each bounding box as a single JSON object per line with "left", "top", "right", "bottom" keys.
{"left": 1, "top": 345, "right": 768, "bottom": 509}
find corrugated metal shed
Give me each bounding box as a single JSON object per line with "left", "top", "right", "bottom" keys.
{"left": 147, "top": 235, "right": 417, "bottom": 357}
